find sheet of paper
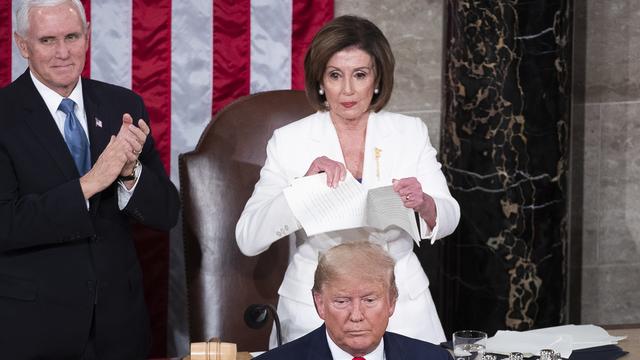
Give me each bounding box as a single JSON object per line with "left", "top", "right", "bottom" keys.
{"left": 486, "top": 324, "right": 627, "bottom": 358}
{"left": 283, "top": 173, "right": 367, "bottom": 236}
{"left": 526, "top": 324, "right": 626, "bottom": 350}
{"left": 282, "top": 173, "right": 420, "bottom": 242}
{"left": 486, "top": 330, "right": 573, "bottom": 358}
{"left": 366, "top": 186, "right": 420, "bottom": 242}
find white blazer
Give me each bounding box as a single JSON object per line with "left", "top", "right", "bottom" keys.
{"left": 235, "top": 110, "right": 460, "bottom": 344}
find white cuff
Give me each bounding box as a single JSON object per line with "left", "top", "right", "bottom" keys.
{"left": 117, "top": 163, "right": 143, "bottom": 210}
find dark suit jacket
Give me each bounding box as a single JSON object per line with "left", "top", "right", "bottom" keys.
{"left": 0, "top": 70, "right": 180, "bottom": 359}
{"left": 255, "top": 324, "right": 453, "bottom": 360}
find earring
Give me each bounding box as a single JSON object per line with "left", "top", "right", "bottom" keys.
{"left": 319, "top": 88, "right": 324, "bottom": 95}
{"left": 374, "top": 88, "right": 379, "bottom": 95}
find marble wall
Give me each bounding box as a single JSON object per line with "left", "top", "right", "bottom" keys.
{"left": 577, "top": 0, "right": 640, "bottom": 325}
{"left": 439, "top": 0, "right": 572, "bottom": 335}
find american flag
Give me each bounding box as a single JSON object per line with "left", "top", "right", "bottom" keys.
{"left": 0, "top": 0, "right": 333, "bottom": 356}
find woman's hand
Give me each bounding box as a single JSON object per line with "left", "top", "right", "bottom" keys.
{"left": 305, "top": 156, "right": 346, "bottom": 188}
{"left": 392, "top": 177, "right": 437, "bottom": 228}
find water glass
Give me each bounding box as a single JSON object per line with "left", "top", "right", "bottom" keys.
{"left": 453, "top": 330, "right": 487, "bottom": 360}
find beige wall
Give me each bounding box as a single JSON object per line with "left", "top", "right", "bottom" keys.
{"left": 580, "top": 0, "right": 640, "bottom": 325}
{"left": 335, "top": 0, "right": 444, "bottom": 148}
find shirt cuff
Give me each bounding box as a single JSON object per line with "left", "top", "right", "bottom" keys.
{"left": 117, "top": 163, "right": 143, "bottom": 210}
{"left": 419, "top": 212, "right": 442, "bottom": 245}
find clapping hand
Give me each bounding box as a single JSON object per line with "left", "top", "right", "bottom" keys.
{"left": 116, "top": 113, "right": 149, "bottom": 177}
{"left": 79, "top": 114, "right": 150, "bottom": 199}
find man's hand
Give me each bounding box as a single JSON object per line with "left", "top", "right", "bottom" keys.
{"left": 117, "top": 113, "right": 150, "bottom": 177}
{"left": 79, "top": 136, "right": 129, "bottom": 199}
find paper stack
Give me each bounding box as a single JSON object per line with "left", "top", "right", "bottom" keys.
{"left": 485, "top": 324, "right": 626, "bottom": 358}
{"left": 283, "top": 173, "right": 421, "bottom": 243}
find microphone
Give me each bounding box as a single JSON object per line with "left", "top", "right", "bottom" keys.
{"left": 244, "top": 303, "right": 282, "bottom": 347}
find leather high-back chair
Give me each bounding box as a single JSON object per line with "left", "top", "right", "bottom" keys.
{"left": 179, "top": 90, "right": 315, "bottom": 351}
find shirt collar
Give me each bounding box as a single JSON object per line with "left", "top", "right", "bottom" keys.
{"left": 325, "top": 329, "right": 385, "bottom": 360}
{"left": 29, "top": 71, "right": 84, "bottom": 116}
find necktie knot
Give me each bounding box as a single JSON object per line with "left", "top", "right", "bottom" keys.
{"left": 58, "top": 98, "right": 76, "bottom": 115}
{"left": 353, "top": 357, "right": 366, "bottom": 360}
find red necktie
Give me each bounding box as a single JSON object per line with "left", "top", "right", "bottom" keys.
{"left": 353, "top": 358, "right": 366, "bottom": 360}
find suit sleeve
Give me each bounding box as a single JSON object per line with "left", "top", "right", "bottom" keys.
{"left": 414, "top": 119, "right": 460, "bottom": 242}
{"left": 235, "top": 130, "right": 301, "bottom": 256}
{"left": 0, "top": 142, "right": 95, "bottom": 252}
{"left": 121, "top": 97, "right": 180, "bottom": 231}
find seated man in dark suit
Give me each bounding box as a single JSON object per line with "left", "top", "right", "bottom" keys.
{"left": 256, "top": 242, "right": 452, "bottom": 359}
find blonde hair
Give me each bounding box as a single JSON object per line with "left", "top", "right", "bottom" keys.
{"left": 313, "top": 242, "right": 398, "bottom": 300}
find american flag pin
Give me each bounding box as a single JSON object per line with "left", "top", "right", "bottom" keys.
{"left": 95, "top": 117, "right": 103, "bottom": 128}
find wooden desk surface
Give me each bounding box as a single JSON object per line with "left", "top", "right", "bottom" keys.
{"left": 603, "top": 324, "right": 640, "bottom": 359}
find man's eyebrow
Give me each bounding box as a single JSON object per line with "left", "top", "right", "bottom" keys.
{"left": 332, "top": 293, "right": 349, "bottom": 298}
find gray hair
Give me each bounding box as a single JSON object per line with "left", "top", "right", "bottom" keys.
{"left": 15, "top": 0, "right": 88, "bottom": 36}
{"left": 313, "top": 242, "right": 399, "bottom": 300}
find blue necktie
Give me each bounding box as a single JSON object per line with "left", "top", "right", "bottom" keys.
{"left": 58, "top": 98, "right": 91, "bottom": 175}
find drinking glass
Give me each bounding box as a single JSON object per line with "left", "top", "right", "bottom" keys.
{"left": 453, "top": 330, "right": 487, "bottom": 360}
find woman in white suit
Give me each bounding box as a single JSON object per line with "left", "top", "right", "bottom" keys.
{"left": 236, "top": 15, "right": 460, "bottom": 348}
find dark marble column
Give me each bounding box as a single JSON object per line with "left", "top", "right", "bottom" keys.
{"left": 434, "top": 0, "right": 573, "bottom": 336}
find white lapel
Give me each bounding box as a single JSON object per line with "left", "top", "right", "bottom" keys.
{"left": 306, "top": 111, "right": 400, "bottom": 188}
{"left": 362, "top": 111, "right": 397, "bottom": 188}
{"left": 309, "top": 111, "right": 346, "bottom": 164}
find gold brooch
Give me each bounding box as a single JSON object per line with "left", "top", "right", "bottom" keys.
{"left": 374, "top": 147, "right": 382, "bottom": 180}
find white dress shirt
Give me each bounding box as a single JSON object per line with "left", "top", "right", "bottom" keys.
{"left": 29, "top": 72, "right": 140, "bottom": 209}
{"left": 326, "top": 330, "right": 385, "bottom": 360}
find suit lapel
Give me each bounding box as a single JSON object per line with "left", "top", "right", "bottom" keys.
{"left": 306, "top": 325, "right": 333, "bottom": 360}
{"left": 361, "top": 111, "right": 396, "bottom": 188}
{"left": 307, "top": 111, "right": 398, "bottom": 186}
{"left": 383, "top": 332, "right": 406, "bottom": 360}
{"left": 16, "top": 71, "right": 80, "bottom": 180}
{"left": 82, "top": 79, "right": 111, "bottom": 166}
{"left": 82, "top": 79, "right": 113, "bottom": 213}
{"left": 309, "top": 112, "right": 346, "bottom": 165}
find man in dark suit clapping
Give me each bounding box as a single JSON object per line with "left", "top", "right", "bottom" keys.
{"left": 0, "top": 0, "right": 179, "bottom": 358}
{"left": 255, "top": 242, "right": 453, "bottom": 360}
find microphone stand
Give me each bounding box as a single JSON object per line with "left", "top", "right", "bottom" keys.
{"left": 244, "top": 303, "right": 282, "bottom": 347}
